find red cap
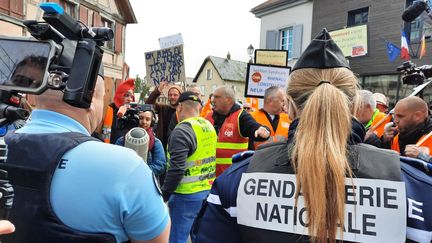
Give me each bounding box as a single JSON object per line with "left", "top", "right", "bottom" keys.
{"left": 113, "top": 78, "right": 135, "bottom": 107}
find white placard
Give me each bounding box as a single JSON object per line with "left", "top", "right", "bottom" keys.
{"left": 245, "top": 64, "right": 291, "bottom": 98}
{"left": 158, "top": 33, "right": 184, "bottom": 49}
{"left": 237, "top": 173, "right": 406, "bottom": 243}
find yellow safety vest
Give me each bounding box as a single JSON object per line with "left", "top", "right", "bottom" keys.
{"left": 170, "top": 117, "right": 217, "bottom": 194}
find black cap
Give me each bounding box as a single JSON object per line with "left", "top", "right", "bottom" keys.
{"left": 292, "top": 28, "right": 350, "bottom": 72}
{"left": 178, "top": 91, "right": 202, "bottom": 104}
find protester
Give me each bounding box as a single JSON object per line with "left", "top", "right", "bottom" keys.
{"left": 1, "top": 75, "right": 170, "bottom": 242}
{"left": 192, "top": 28, "right": 405, "bottom": 243}
{"left": 374, "top": 92, "right": 389, "bottom": 113}
{"left": 205, "top": 86, "right": 270, "bottom": 176}
{"left": 146, "top": 80, "right": 182, "bottom": 149}
{"left": 250, "top": 86, "right": 290, "bottom": 149}
{"left": 355, "top": 90, "right": 391, "bottom": 146}
{"left": 102, "top": 78, "right": 135, "bottom": 144}
{"left": 162, "top": 91, "right": 217, "bottom": 243}
{"left": 383, "top": 96, "right": 432, "bottom": 160}
{"left": 115, "top": 105, "right": 166, "bottom": 176}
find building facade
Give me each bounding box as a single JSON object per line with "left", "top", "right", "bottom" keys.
{"left": 311, "top": 0, "right": 432, "bottom": 106}
{"left": 251, "top": 0, "right": 313, "bottom": 67}
{"left": 0, "top": 0, "right": 136, "bottom": 116}
{"left": 193, "top": 55, "right": 247, "bottom": 102}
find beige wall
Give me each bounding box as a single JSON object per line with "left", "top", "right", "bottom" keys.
{"left": 194, "top": 60, "right": 246, "bottom": 102}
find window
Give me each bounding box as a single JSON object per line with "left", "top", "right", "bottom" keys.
{"left": 0, "top": 0, "right": 24, "bottom": 19}
{"left": 347, "top": 7, "right": 369, "bottom": 27}
{"left": 200, "top": 85, "right": 206, "bottom": 95}
{"left": 279, "top": 27, "right": 293, "bottom": 59}
{"left": 404, "top": 0, "right": 432, "bottom": 43}
{"left": 206, "top": 69, "right": 212, "bottom": 80}
{"left": 101, "top": 18, "right": 114, "bottom": 50}
{"left": 62, "top": 1, "right": 77, "bottom": 19}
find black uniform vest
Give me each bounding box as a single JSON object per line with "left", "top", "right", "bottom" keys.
{"left": 0, "top": 132, "right": 116, "bottom": 243}
{"left": 238, "top": 141, "right": 403, "bottom": 243}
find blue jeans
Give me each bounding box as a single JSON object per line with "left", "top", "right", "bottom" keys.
{"left": 168, "top": 190, "right": 209, "bottom": 243}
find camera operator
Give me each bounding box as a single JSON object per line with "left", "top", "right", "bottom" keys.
{"left": 3, "top": 75, "right": 170, "bottom": 242}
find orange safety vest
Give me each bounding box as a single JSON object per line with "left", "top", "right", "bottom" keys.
{"left": 370, "top": 111, "right": 391, "bottom": 138}
{"left": 102, "top": 106, "right": 114, "bottom": 143}
{"left": 391, "top": 134, "right": 432, "bottom": 156}
{"left": 205, "top": 109, "right": 249, "bottom": 176}
{"left": 250, "top": 110, "right": 291, "bottom": 149}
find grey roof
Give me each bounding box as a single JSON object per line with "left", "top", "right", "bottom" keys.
{"left": 197, "top": 56, "right": 247, "bottom": 83}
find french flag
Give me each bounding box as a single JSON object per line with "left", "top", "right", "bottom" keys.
{"left": 401, "top": 29, "right": 410, "bottom": 60}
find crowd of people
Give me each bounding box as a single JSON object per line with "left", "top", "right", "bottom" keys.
{"left": 1, "top": 28, "right": 431, "bottom": 243}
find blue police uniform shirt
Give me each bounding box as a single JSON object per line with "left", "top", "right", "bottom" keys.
{"left": 17, "top": 110, "right": 169, "bottom": 242}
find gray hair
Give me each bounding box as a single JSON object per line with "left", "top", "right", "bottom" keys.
{"left": 217, "top": 86, "right": 235, "bottom": 101}
{"left": 358, "top": 90, "right": 376, "bottom": 109}
{"left": 264, "top": 86, "right": 283, "bottom": 100}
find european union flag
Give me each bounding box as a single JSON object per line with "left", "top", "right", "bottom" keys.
{"left": 386, "top": 41, "right": 401, "bottom": 63}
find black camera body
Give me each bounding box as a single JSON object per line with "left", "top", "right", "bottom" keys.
{"left": 397, "top": 61, "right": 432, "bottom": 85}
{"left": 0, "top": 3, "right": 113, "bottom": 108}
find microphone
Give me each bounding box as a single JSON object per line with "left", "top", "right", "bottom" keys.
{"left": 402, "top": 0, "right": 429, "bottom": 22}
{"left": 124, "top": 127, "right": 150, "bottom": 162}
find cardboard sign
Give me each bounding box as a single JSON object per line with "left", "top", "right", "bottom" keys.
{"left": 237, "top": 173, "right": 406, "bottom": 243}
{"left": 245, "top": 64, "right": 291, "bottom": 98}
{"left": 255, "top": 49, "right": 288, "bottom": 67}
{"left": 145, "top": 45, "right": 185, "bottom": 86}
{"left": 158, "top": 33, "right": 184, "bottom": 49}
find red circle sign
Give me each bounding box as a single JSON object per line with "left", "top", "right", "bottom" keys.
{"left": 252, "top": 72, "right": 262, "bottom": 83}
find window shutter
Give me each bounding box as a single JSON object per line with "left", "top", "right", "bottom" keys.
{"left": 292, "top": 24, "right": 303, "bottom": 59}
{"left": 0, "top": 0, "right": 10, "bottom": 11}
{"left": 266, "top": 30, "right": 277, "bottom": 49}
{"left": 115, "top": 23, "right": 123, "bottom": 54}
{"left": 79, "top": 5, "right": 88, "bottom": 25}
{"left": 93, "top": 12, "right": 101, "bottom": 27}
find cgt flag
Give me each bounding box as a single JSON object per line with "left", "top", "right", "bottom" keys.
{"left": 401, "top": 29, "right": 410, "bottom": 60}
{"left": 386, "top": 41, "right": 401, "bottom": 62}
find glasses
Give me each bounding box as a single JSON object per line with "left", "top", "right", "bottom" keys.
{"left": 123, "top": 93, "right": 133, "bottom": 98}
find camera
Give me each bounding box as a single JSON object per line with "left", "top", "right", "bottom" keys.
{"left": 117, "top": 104, "right": 153, "bottom": 131}
{"left": 397, "top": 61, "right": 432, "bottom": 85}
{"left": 0, "top": 2, "right": 113, "bottom": 108}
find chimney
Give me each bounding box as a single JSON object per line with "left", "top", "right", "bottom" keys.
{"left": 226, "top": 52, "right": 231, "bottom": 60}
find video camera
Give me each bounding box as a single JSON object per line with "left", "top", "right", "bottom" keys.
{"left": 117, "top": 104, "right": 154, "bottom": 131}
{"left": 397, "top": 61, "right": 432, "bottom": 85}
{"left": 0, "top": 2, "right": 113, "bottom": 109}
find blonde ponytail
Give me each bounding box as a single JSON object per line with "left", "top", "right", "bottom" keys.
{"left": 287, "top": 68, "right": 358, "bottom": 243}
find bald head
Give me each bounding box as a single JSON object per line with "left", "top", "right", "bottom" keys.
{"left": 394, "top": 96, "right": 429, "bottom": 135}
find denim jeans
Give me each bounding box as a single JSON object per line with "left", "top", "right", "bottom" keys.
{"left": 168, "top": 190, "right": 209, "bottom": 243}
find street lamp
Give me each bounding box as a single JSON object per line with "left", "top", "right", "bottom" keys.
{"left": 247, "top": 44, "right": 254, "bottom": 63}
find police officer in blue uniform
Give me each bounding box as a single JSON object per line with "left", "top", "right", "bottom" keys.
{"left": 0, "top": 72, "right": 170, "bottom": 242}
{"left": 191, "top": 29, "right": 408, "bottom": 243}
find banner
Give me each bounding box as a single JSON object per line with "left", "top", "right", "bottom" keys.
{"left": 145, "top": 45, "right": 185, "bottom": 86}
{"left": 329, "top": 25, "right": 368, "bottom": 57}
{"left": 245, "top": 64, "right": 291, "bottom": 98}
{"left": 237, "top": 173, "right": 406, "bottom": 243}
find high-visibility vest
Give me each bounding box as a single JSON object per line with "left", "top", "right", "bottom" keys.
{"left": 102, "top": 106, "right": 114, "bottom": 143}
{"left": 366, "top": 109, "right": 390, "bottom": 138}
{"left": 171, "top": 117, "right": 217, "bottom": 194}
{"left": 391, "top": 133, "right": 432, "bottom": 156}
{"left": 205, "top": 109, "right": 249, "bottom": 176}
{"left": 250, "top": 110, "right": 290, "bottom": 149}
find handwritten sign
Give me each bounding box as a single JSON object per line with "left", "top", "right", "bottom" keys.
{"left": 255, "top": 50, "right": 288, "bottom": 67}
{"left": 329, "top": 25, "right": 368, "bottom": 57}
{"left": 245, "top": 64, "right": 291, "bottom": 98}
{"left": 158, "top": 33, "right": 184, "bottom": 49}
{"left": 145, "top": 45, "right": 185, "bottom": 86}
